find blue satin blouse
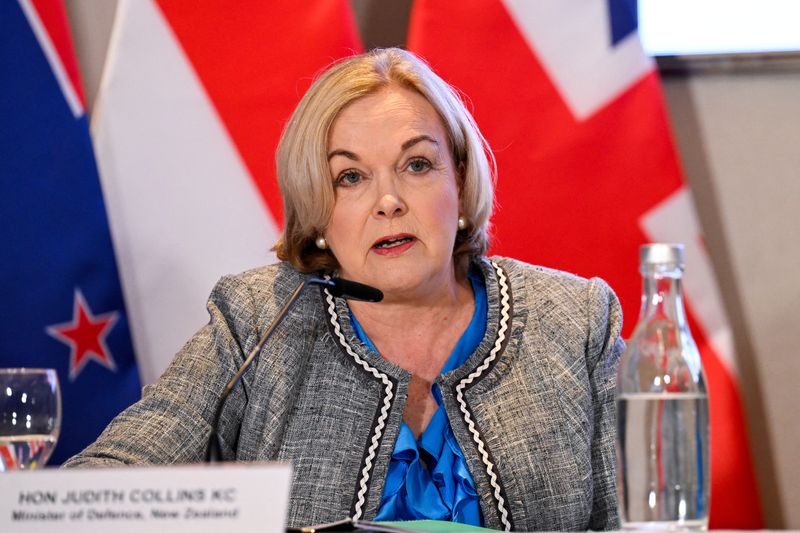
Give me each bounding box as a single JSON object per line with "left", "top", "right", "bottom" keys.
{"left": 350, "top": 270, "right": 486, "bottom": 526}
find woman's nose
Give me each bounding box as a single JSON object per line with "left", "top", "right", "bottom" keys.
{"left": 373, "top": 177, "right": 407, "bottom": 219}
{"left": 374, "top": 193, "right": 407, "bottom": 218}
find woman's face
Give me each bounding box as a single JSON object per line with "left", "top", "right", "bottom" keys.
{"left": 325, "top": 86, "right": 462, "bottom": 299}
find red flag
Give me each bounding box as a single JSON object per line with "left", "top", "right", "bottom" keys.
{"left": 408, "top": 0, "right": 762, "bottom": 528}
{"left": 92, "top": 0, "right": 363, "bottom": 384}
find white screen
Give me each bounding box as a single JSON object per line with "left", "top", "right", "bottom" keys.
{"left": 639, "top": 0, "right": 800, "bottom": 56}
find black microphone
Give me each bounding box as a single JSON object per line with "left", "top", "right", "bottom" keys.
{"left": 205, "top": 276, "right": 382, "bottom": 462}
{"left": 325, "top": 277, "right": 383, "bottom": 302}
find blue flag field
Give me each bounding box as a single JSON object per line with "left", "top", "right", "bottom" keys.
{"left": 0, "top": 0, "right": 140, "bottom": 464}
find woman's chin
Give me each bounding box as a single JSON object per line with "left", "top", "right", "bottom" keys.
{"left": 372, "top": 270, "right": 455, "bottom": 303}
{"left": 338, "top": 255, "right": 457, "bottom": 303}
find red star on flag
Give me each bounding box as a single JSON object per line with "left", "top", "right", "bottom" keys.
{"left": 47, "top": 289, "right": 118, "bottom": 380}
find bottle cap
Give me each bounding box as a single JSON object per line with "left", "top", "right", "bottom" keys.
{"left": 640, "top": 243, "right": 684, "bottom": 267}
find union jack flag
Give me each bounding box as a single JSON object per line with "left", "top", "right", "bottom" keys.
{"left": 407, "top": 0, "right": 762, "bottom": 528}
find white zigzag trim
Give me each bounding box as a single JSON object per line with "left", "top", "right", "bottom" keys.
{"left": 455, "top": 260, "right": 512, "bottom": 531}
{"left": 324, "top": 287, "right": 394, "bottom": 521}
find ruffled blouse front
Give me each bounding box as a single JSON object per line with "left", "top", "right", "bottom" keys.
{"left": 350, "top": 270, "right": 486, "bottom": 526}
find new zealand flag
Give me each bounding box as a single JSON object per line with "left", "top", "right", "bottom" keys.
{"left": 0, "top": 0, "right": 140, "bottom": 464}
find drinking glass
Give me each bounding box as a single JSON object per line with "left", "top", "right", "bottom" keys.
{"left": 0, "top": 368, "right": 61, "bottom": 471}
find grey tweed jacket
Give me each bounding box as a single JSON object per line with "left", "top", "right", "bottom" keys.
{"left": 65, "top": 256, "right": 624, "bottom": 531}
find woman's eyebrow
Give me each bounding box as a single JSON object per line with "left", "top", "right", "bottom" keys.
{"left": 328, "top": 135, "right": 438, "bottom": 161}
{"left": 327, "top": 149, "right": 359, "bottom": 161}
{"left": 402, "top": 135, "right": 438, "bottom": 151}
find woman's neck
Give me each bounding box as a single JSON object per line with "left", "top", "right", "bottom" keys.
{"left": 348, "top": 271, "right": 474, "bottom": 381}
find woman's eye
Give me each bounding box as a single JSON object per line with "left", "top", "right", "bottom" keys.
{"left": 336, "top": 170, "right": 362, "bottom": 187}
{"left": 407, "top": 158, "right": 432, "bottom": 173}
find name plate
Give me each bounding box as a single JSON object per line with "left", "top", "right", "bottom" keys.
{"left": 0, "top": 462, "right": 292, "bottom": 532}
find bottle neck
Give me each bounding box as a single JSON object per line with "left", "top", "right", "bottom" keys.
{"left": 639, "top": 263, "right": 688, "bottom": 326}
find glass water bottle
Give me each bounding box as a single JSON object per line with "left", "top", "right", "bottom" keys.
{"left": 616, "top": 243, "right": 710, "bottom": 530}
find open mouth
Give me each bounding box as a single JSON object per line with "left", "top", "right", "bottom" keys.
{"left": 372, "top": 235, "right": 415, "bottom": 250}
{"left": 374, "top": 236, "right": 414, "bottom": 249}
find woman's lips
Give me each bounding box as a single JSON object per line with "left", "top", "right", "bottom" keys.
{"left": 371, "top": 234, "right": 416, "bottom": 256}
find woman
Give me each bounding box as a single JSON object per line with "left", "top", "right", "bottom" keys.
{"left": 66, "top": 48, "right": 623, "bottom": 531}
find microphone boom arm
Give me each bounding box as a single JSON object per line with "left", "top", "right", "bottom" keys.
{"left": 206, "top": 277, "right": 325, "bottom": 462}
{"left": 205, "top": 275, "right": 381, "bottom": 462}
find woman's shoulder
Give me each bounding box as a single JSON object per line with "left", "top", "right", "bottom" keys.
{"left": 484, "top": 255, "right": 615, "bottom": 296}
{"left": 200, "top": 262, "right": 319, "bottom": 329}
{"left": 484, "top": 256, "right": 623, "bottom": 372}
{"left": 483, "top": 255, "right": 621, "bottom": 330}
{"left": 219, "top": 260, "right": 305, "bottom": 286}
{"left": 210, "top": 261, "right": 307, "bottom": 300}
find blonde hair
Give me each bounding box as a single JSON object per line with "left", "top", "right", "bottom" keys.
{"left": 273, "top": 48, "right": 495, "bottom": 273}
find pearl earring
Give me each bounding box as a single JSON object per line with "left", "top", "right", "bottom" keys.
{"left": 457, "top": 216, "right": 467, "bottom": 230}
{"left": 315, "top": 236, "right": 328, "bottom": 250}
